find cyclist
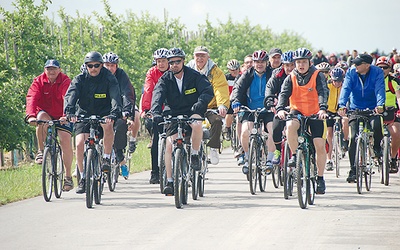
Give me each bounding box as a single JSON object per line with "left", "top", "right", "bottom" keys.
{"left": 336, "top": 61, "right": 349, "bottom": 73}
{"left": 325, "top": 67, "right": 349, "bottom": 170}
{"left": 102, "top": 52, "right": 137, "bottom": 179}
{"left": 224, "top": 59, "right": 241, "bottom": 141}
{"left": 315, "top": 62, "right": 331, "bottom": 79}
{"left": 151, "top": 48, "right": 214, "bottom": 195}
{"left": 311, "top": 50, "right": 328, "bottom": 65}
{"left": 25, "top": 59, "right": 74, "bottom": 191}
{"left": 276, "top": 48, "right": 329, "bottom": 194}
{"left": 268, "top": 48, "right": 282, "bottom": 70}
{"left": 141, "top": 48, "right": 170, "bottom": 184}
{"left": 64, "top": 51, "right": 122, "bottom": 193}
{"left": 328, "top": 53, "right": 339, "bottom": 67}
{"left": 264, "top": 50, "right": 295, "bottom": 164}
{"left": 231, "top": 50, "right": 275, "bottom": 175}
{"left": 376, "top": 56, "right": 400, "bottom": 173}
{"left": 187, "top": 46, "right": 230, "bottom": 165}
{"left": 337, "top": 54, "right": 385, "bottom": 183}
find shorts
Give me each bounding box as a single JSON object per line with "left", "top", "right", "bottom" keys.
{"left": 326, "top": 111, "right": 337, "bottom": 128}
{"left": 238, "top": 111, "right": 274, "bottom": 124}
{"left": 165, "top": 121, "right": 192, "bottom": 139}
{"left": 290, "top": 110, "right": 326, "bottom": 139}
{"left": 74, "top": 121, "right": 104, "bottom": 138}
{"left": 383, "top": 107, "right": 400, "bottom": 124}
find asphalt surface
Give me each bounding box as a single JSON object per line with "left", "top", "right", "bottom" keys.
{"left": 0, "top": 148, "right": 399, "bottom": 250}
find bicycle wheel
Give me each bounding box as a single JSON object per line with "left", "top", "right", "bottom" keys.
{"left": 248, "top": 138, "right": 258, "bottom": 195}
{"left": 54, "top": 146, "right": 64, "bottom": 198}
{"left": 355, "top": 138, "right": 364, "bottom": 194}
{"left": 42, "top": 147, "right": 53, "bottom": 202}
{"left": 296, "top": 149, "right": 307, "bottom": 209}
{"left": 333, "top": 132, "right": 341, "bottom": 178}
{"left": 126, "top": 151, "right": 133, "bottom": 180}
{"left": 158, "top": 136, "right": 167, "bottom": 193}
{"left": 258, "top": 140, "right": 267, "bottom": 192}
{"left": 282, "top": 141, "right": 291, "bottom": 199}
{"left": 382, "top": 136, "right": 390, "bottom": 186}
{"left": 199, "top": 143, "right": 208, "bottom": 197}
{"left": 94, "top": 171, "right": 104, "bottom": 205}
{"left": 231, "top": 121, "right": 237, "bottom": 151}
{"left": 182, "top": 158, "right": 189, "bottom": 205}
{"left": 191, "top": 167, "right": 199, "bottom": 200}
{"left": 174, "top": 148, "right": 184, "bottom": 208}
{"left": 85, "top": 148, "right": 95, "bottom": 208}
{"left": 308, "top": 159, "right": 316, "bottom": 205}
{"left": 107, "top": 163, "right": 117, "bottom": 192}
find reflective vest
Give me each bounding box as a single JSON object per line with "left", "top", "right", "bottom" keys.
{"left": 289, "top": 70, "right": 320, "bottom": 116}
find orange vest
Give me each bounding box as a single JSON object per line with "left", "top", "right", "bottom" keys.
{"left": 289, "top": 70, "right": 320, "bottom": 116}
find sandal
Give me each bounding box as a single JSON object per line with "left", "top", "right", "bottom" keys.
{"left": 35, "top": 151, "right": 43, "bottom": 164}
{"left": 63, "top": 176, "right": 74, "bottom": 192}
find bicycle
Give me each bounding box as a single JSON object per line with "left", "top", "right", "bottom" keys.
{"left": 240, "top": 106, "right": 269, "bottom": 195}
{"left": 349, "top": 110, "right": 379, "bottom": 194}
{"left": 380, "top": 123, "right": 390, "bottom": 186}
{"left": 329, "top": 115, "right": 344, "bottom": 178}
{"left": 287, "top": 114, "right": 319, "bottom": 209}
{"left": 77, "top": 115, "right": 106, "bottom": 208}
{"left": 124, "top": 131, "right": 135, "bottom": 180}
{"left": 163, "top": 115, "right": 204, "bottom": 208}
{"left": 37, "top": 120, "right": 64, "bottom": 202}
{"left": 198, "top": 125, "right": 210, "bottom": 198}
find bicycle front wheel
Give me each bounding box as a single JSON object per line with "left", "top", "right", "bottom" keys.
{"left": 296, "top": 149, "right": 308, "bottom": 209}
{"left": 85, "top": 149, "right": 96, "bottom": 208}
{"left": 355, "top": 138, "right": 364, "bottom": 194}
{"left": 333, "top": 132, "right": 341, "bottom": 178}
{"left": 174, "top": 148, "right": 184, "bottom": 208}
{"left": 248, "top": 138, "right": 258, "bottom": 195}
{"left": 382, "top": 136, "right": 390, "bottom": 186}
{"left": 107, "top": 164, "right": 118, "bottom": 192}
{"left": 282, "top": 141, "right": 291, "bottom": 199}
{"left": 42, "top": 147, "right": 53, "bottom": 202}
{"left": 258, "top": 139, "right": 267, "bottom": 192}
{"left": 54, "top": 146, "right": 64, "bottom": 198}
{"left": 158, "top": 136, "right": 167, "bottom": 193}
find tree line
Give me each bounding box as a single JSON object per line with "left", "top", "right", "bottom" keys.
{"left": 0, "top": 0, "right": 311, "bottom": 154}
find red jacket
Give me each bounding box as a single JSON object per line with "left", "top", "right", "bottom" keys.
{"left": 141, "top": 66, "right": 164, "bottom": 115}
{"left": 26, "top": 72, "right": 71, "bottom": 119}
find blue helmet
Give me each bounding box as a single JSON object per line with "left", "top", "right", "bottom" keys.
{"left": 281, "top": 51, "right": 294, "bottom": 64}
{"left": 330, "top": 67, "right": 345, "bottom": 81}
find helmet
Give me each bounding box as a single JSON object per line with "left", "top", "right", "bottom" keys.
{"left": 393, "top": 63, "right": 400, "bottom": 72}
{"left": 293, "top": 48, "right": 312, "bottom": 60}
{"left": 330, "top": 67, "right": 345, "bottom": 81}
{"left": 227, "top": 59, "right": 240, "bottom": 70}
{"left": 84, "top": 51, "right": 103, "bottom": 63}
{"left": 167, "top": 48, "right": 186, "bottom": 59}
{"left": 102, "top": 52, "right": 119, "bottom": 64}
{"left": 336, "top": 61, "right": 349, "bottom": 70}
{"left": 315, "top": 62, "right": 331, "bottom": 72}
{"left": 80, "top": 63, "right": 87, "bottom": 73}
{"left": 281, "top": 51, "right": 294, "bottom": 64}
{"left": 376, "top": 56, "right": 393, "bottom": 67}
{"left": 153, "top": 48, "right": 169, "bottom": 60}
{"left": 252, "top": 50, "right": 268, "bottom": 61}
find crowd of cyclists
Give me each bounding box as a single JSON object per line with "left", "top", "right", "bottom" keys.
{"left": 25, "top": 44, "right": 400, "bottom": 202}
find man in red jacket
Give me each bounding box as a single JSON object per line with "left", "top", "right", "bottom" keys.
{"left": 25, "top": 59, "right": 74, "bottom": 191}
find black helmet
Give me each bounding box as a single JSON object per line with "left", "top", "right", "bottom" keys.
{"left": 167, "top": 48, "right": 186, "bottom": 59}
{"left": 84, "top": 51, "right": 104, "bottom": 63}
{"left": 293, "top": 48, "right": 312, "bottom": 60}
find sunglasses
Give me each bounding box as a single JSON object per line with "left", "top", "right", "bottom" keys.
{"left": 86, "top": 63, "right": 101, "bottom": 69}
{"left": 168, "top": 60, "right": 182, "bottom": 65}
{"left": 379, "top": 66, "right": 389, "bottom": 70}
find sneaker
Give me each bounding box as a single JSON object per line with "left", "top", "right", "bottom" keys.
{"left": 129, "top": 140, "right": 137, "bottom": 153}
{"left": 316, "top": 178, "right": 326, "bottom": 194}
{"left": 237, "top": 154, "right": 245, "bottom": 165}
{"left": 163, "top": 182, "right": 174, "bottom": 196}
{"left": 121, "top": 165, "right": 129, "bottom": 179}
{"left": 272, "top": 150, "right": 281, "bottom": 165}
{"left": 389, "top": 159, "right": 399, "bottom": 173}
{"left": 342, "top": 140, "right": 349, "bottom": 152}
{"left": 234, "top": 147, "right": 243, "bottom": 158}
{"left": 288, "top": 155, "right": 297, "bottom": 167}
{"left": 222, "top": 127, "right": 231, "bottom": 141}
{"left": 265, "top": 161, "right": 273, "bottom": 175}
{"left": 63, "top": 176, "right": 74, "bottom": 192}
{"left": 242, "top": 161, "right": 249, "bottom": 174}
{"left": 149, "top": 174, "right": 160, "bottom": 184}
{"left": 102, "top": 158, "right": 111, "bottom": 173}
{"left": 210, "top": 148, "right": 219, "bottom": 165}
{"left": 76, "top": 179, "right": 86, "bottom": 194}
{"left": 325, "top": 161, "right": 334, "bottom": 171}
{"left": 191, "top": 154, "right": 201, "bottom": 171}
{"left": 346, "top": 168, "right": 356, "bottom": 183}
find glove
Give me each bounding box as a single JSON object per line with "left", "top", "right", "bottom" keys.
{"left": 231, "top": 102, "right": 241, "bottom": 110}
{"left": 153, "top": 115, "right": 164, "bottom": 125}
{"left": 265, "top": 98, "right": 274, "bottom": 109}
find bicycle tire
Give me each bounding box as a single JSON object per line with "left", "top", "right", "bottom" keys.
{"left": 259, "top": 139, "right": 267, "bottom": 192}
{"left": 296, "top": 149, "right": 307, "bottom": 209}
{"left": 54, "top": 146, "right": 64, "bottom": 198}
{"left": 126, "top": 151, "right": 133, "bottom": 180}
{"left": 94, "top": 171, "right": 103, "bottom": 205}
{"left": 174, "top": 148, "right": 184, "bottom": 208}
{"left": 272, "top": 164, "right": 280, "bottom": 188}
{"left": 158, "top": 136, "right": 167, "bottom": 193}
{"left": 231, "top": 121, "right": 237, "bottom": 151}
{"left": 182, "top": 152, "right": 189, "bottom": 205}
{"left": 308, "top": 159, "right": 316, "bottom": 205}
{"left": 191, "top": 167, "right": 199, "bottom": 200}
{"left": 199, "top": 143, "right": 207, "bottom": 197}
{"left": 42, "top": 147, "right": 53, "bottom": 202}
{"left": 107, "top": 164, "right": 117, "bottom": 192}
{"left": 248, "top": 138, "right": 258, "bottom": 195}
{"left": 333, "top": 132, "right": 341, "bottom": 178}
{"left": 355, "top": 138, "right": 364, "bottom": 194}
{"left": 85, "top": 148, "right": 95, "bottom": 208}
{"left": 382, "top": 136, "right": 390, "bottom": 186}
{"left": 283, "top": 141, "right": 290, "bottom": 199}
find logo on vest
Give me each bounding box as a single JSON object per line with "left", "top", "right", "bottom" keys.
{"left": 94, "top": 93, "right": 107, "bottom": 98}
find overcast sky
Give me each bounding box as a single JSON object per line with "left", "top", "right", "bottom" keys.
{"left": 2, "top": 0, "right": 399, "bottom": 55}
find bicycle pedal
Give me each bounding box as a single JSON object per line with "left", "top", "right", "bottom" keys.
{"left": 165, "top": 193, "right": 174, "bottom": 196}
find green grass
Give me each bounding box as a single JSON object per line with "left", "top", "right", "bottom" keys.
{"left": 0, "top": 137, "right": 152, "bottom": 206}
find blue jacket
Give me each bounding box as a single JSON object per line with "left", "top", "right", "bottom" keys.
{"left": 338, "top": 65, "right": 385, "bottom": 110}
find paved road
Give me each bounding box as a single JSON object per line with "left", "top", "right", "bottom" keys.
{"left": 1, "top": 148, "right": 399, "bottom": 250}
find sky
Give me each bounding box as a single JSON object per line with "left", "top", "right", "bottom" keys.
{"left": 2, "top": 0, "right": 400, "bottom": 55}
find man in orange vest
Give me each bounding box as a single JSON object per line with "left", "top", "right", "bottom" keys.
{"left": 276, "top": 48, "right": 329, "bottom": 194}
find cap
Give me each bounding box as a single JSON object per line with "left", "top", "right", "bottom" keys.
{"left": 352, "top": 54, "right": 373, "bottom": 66}
{"left": 194, "top": 46, "right": 209, "bottom": 54}
{"left": 44, "top": 59, "right": 60, "bottom": 68}
{"left": 317, "top": 49, "right": 323, "bottom": 53}
{"left": 269, "top": 48, "right": 282, "bottom": 57}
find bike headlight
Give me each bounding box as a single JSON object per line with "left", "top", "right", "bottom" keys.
{"left": 298, "top": 136, "right": 305, "bottom": 144}
{"left": 251, "top": 128, "right": 257, "bottom": 134}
